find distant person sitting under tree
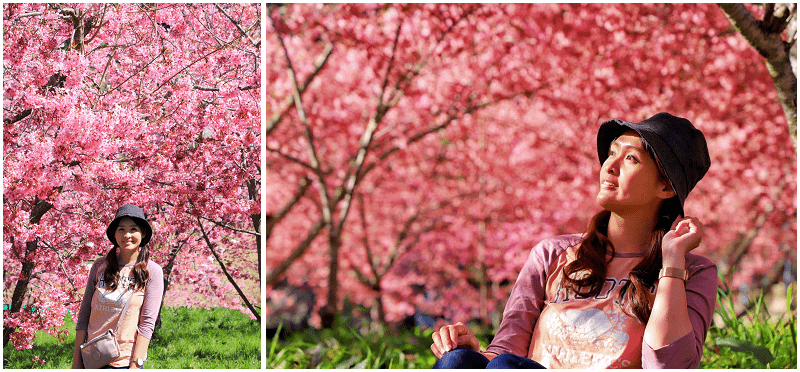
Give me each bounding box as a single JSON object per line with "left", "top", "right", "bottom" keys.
{"left": 431, "top": 113, "right": 718, "bottom": 368}
{"left": 72, "top": 204, "right": 164, "bottom": 369}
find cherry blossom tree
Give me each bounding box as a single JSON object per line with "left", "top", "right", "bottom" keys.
{"left": 3, "top": 3, "right": 260, "bottom": 349}
{"left": 266, "top": 3, "right": 553, "bottom": 325}
{"left": 271, "top": 3, "right": 793, "bottom": 328}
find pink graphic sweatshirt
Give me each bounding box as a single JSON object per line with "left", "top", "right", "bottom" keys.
{"left": 485, "top": 234, "right": 717, "bottom": 368}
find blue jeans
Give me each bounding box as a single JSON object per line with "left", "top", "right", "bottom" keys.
{"left": 434, "top": 349, "right": 546, "bottom": 369}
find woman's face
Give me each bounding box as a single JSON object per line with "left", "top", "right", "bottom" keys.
{"left": 114, "top": 217, "right": 143, "bottom": 252}
{"left": 596, "top": 130, "right": 674, "bottom": 214}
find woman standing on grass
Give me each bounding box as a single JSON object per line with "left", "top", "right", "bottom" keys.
{"left": 72, "top": 204, "right": 163, "bottom": 369}
{"left": 431, "top": 113, "right": 718, "bottom": 368}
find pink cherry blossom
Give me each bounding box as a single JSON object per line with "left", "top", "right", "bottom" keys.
{"left": 4, "top": 3, "right": 260, "bottom": 349}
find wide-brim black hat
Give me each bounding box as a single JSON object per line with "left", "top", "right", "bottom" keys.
{"left": 597, "top": 112, "right": 711, "bottom": 217}
{"left": 106, "top": 204, "right": 153, "bottom": 247}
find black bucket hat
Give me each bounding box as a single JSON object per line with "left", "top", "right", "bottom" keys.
{"left": 106, "top": 204, "right": 153, "bottom": 247}
{"left": 597, "top": 112, "right": 711, "bottom": 217}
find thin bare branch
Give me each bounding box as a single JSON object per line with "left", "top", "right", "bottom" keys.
{"left": 193, "top": 85, "right": 220, "bottom": 91}
{"left": 266, "top": 176, "right": 312, "bottom": 237}
{"left": 196, "top": 215, "right": 260, "bottom": 321}
{"left": 97, "top": 20, "right": 126, "bottom": 89}
{"left": 265, "top": 147, "right": 316, "bottom": 171}
{"left": 266, "top": 42, "right": 334, "bottom": 137}
{"left": 105, "top": 48, "right": 164, "bottom": 97}
{"left": 272, "top": 15, "right": 334, "bottom": 228}
{"left": 378, "top": 23, "right": 403, "bottom": 107}
{"left": 357, "top": 194, "right": 380, "bottom": 279}
{"left": 41, "top": 241, "right": 78, "bottom": 292}
{"left": 214, "top": 3, "right": 259, "bottom": 48}
{"left": 265, "top": 218, "right": 325, "bottom": 287}
{"left": 153, "top": 37, "right": 238, "bottom": 92}
{"left": 358, "top": 89, "right": 538, "bottom": 182}
{"left": 16, "top": 11, "right": 43, "bottom": 19}
{"left": 199, "top": 215, "right": 259, "bottom": 236}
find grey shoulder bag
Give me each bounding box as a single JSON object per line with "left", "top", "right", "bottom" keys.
{"left": 80, "top": 289, "right": 134, "bottom": 369}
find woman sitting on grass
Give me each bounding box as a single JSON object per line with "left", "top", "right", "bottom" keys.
{"left": 431, "top": 113, "right": 718, "bottom": 368}
{"left": 72, "top": 204, "right": 163, "bottom": 369}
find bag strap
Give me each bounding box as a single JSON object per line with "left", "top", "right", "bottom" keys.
{"left": 82, "top": 287, "right": 135, "bottom": 344}
{"left": 114, "top": 287, "right": 135, "bottom": 334}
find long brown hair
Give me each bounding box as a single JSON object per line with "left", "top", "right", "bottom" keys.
{"left": 561, "top": 136, "right": 682, "bottom": 324}
{"left": 103, "top": 219, "right": 151, "bottom": 292}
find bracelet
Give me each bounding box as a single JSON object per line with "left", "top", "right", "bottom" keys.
{"left": 658, "top": 267, "right": 688, "bottom": 282}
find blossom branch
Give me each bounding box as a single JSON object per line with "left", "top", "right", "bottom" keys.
{"left": 41, "top": 241, "right": 78, "bottom": 293}
{"left": 265, "top": 217, "right": 325, "bottom": 288}
{"left": 214, "top": 3, "right": 260, "bottom": 48}
{"left": 265, "top": 176, "right": 312, "bottom": 239}
{"left": 272, "top": 17, "right": 334, "bottom": 229}
{"left": 266, "top": 41, "right": 334, "bottom": 137}
{"left": 196, "top": 216, "right": 260, "bottom": 321}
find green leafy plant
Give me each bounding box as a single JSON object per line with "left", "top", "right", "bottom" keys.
{"left": 701, "top": 284, "right": 796, "bottom": 369}
{"left": 268, "top": 286, "right": 797, "bottom": 369}
{"left": 267, "top": 307, "right": 438, "bottom": 369}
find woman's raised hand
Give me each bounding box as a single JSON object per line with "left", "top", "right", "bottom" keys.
{"left": 430, "top": 322, "right": 480, "bottom": 359}
{"left": 662, "top": 216, "right": 704, "bottom": 260}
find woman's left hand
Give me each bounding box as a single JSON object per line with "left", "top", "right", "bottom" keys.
{"left": 662, "top": 216, "right": 704, "bottom": 263}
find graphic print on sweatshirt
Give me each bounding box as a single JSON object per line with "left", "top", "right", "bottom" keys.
{"left": 545, "top": 308, "right": 630, "bottom": 353}
{"left": 528, "top": 246, "right": 657, "bottom": 368}
{"left": 95, "top": 275, "right": 135, "bottom": 315}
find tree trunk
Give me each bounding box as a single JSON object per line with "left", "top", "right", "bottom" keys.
{"left": 374, "top": 295, "right": 387, "bottom": 327}
{"left": 247, "top": 178, "right": 261, "bottom": 282}
{"left": 3, "top": 199, "right": 53, "bottom": 347}
{"left": 154, "top": 240, "right": 186, "bottom": 332}
{"left": 323, "top": 230, "right": 342, "bottom": 328}
{"left": 252, "top": 211, "right": 261, "bottom": 282}
{"left": 718, "top": 3, "right": 797, "bottom": 146}
{"left": 3, "top": 242, "right": 38, "bottom": 347}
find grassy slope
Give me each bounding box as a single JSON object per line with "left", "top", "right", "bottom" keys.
{"left": 3, "top": 307, "right": 260, "bottom": 369}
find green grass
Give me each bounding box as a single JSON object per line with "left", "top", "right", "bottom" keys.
{"left": 148, "top": 307, "right": 260, "bottom": 368}
{"left": 3, "top": 307, "right": 260, "bottom": 369}
{"left": 268, "top": 287, "right": 796, "bottom": 369}
{"left": 267, "top": 314, "right": 440, "bottom": 369}
{"left": 6, "top": 286, "right": 795, "bottom": 369}
{"left": 2, "top": 317, "right": 75, "bottom": 368}
{"left": 700, "top": 284, "right": 796, "bottom": 369}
